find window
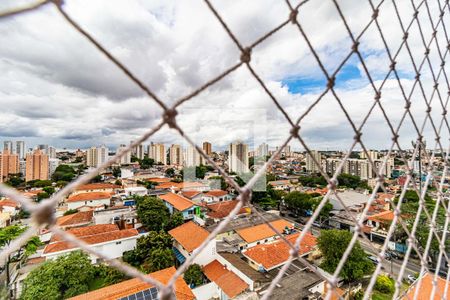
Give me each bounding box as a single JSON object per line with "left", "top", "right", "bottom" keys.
{"left": 116, "top": 241, "right": 122, "bottom": 245}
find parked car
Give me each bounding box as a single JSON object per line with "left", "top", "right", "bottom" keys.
{"left": 386, "top": 250, "right": 401, "bottom": 260}
{"left": 368, "top": 256, "right": 378, "bottom": 265}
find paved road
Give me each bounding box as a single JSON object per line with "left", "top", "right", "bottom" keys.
{"left": 281, "top": 213, "right": 421, "bottom": 281}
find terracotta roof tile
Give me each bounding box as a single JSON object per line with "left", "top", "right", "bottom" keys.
{"left": 206, "top": 200, "right": 249, "bottom": 219}
{"left": 367, "top": 210, "right": 394, "bottom": 223}
{"left": 203, "top": 260, "right": 248, "bottom": 298}
{"left": 403, "top": 272, "right": 450, "bottom": 299}
{"left": 56, "top": 211, "right": 93, "bottom": 227}
{"left": 0, "top": 198, "right": 19, "bottom": 208}
{"left": 159, "top": 193, "right": 195, "bottom": 211}
{"left": 243, "top": 232, "right": 317, "bottom": 270}
{"left": 66, "top": 192, "right": 111, "bottom": 203}
{"left": 75, "top": 183, "right": 121, "bottom": 191}
{"left": 181, "top": 190, "right": 202, "bottom": 199}
{"left": 69, "top": 266, "right": 194, "bottom": 300}
{"left": 44, "top": 227, "right": 138, "bottom": 254}
{"left": 204, "top": 190, "right": 228, "bottom": 197}
{"left": 236, "top": 219, "right": 293, "bottom": 243}
{"left": 147, "top": 177, "right": 171, "bottom": 183}
{"left": 51, "top": 224, "right": 118, "bottom": 242}
{"left": 168, "top": 221, "right": 209, "bottom": 252}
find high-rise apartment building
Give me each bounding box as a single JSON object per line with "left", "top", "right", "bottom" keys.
{"left": 344, "top": 159, "right": 372, "bottom": 180}
{"left": 3, "top": 141, "right": 12, "bottom": 152}
{"left": 149, "top": 143, "right": 166, "bottom": 165}
{"left": 257, "top": 143, "right": 269, "bottom": 157}
{"left": 228, "top": 142, "right": 249, "bottom": 174}
{"left": 136, "top": 144, "right": 145, "bottom": 160}
{"left": 86, "top": 145, "right": 109, "bottom": 167}
{"left": 48, "top": 158, "right": 60, "bottom": 178}
{"left": 360, "top": 150, "right": 379, "bottom": 161}
{"left": 25, "top": 149, "right": 49, "bottom": 181}
{"left": 169, "top": 144, "right": 182, "bottom": 166}
{"left": 0, "top": 150, "right": 19, "bottom": 182}
{"left": 184, "top": 145, "right": 201, "bottom": 167}
{"left": 203, "top": 142, "right": 212, "bottom": 156}
{"left": 283, "top": 145, "right": 291, "bottom": 156}
{"left": 306, "top": 150, "right": 322, "bottom": 173}
{"left": 15, "top": 141, "right": 26, "bottom": 160}
{"left": 117, "top": 144, "right": 131, "bottom": 165}
{"left": 325, "top": 158, "right": 342, "bottom": 176}
{"left": 47, "top": 146, "right": 57, "bottom": 159}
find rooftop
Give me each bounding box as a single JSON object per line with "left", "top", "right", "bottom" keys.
{"left": 69, "top": 266, "right": 194, "bottom": 300}
{"left": 206, "top": 212, "right": 281, "bottom": 234}
{"left": 236, "top": 219, "right": 293, "bottom": 244}
{"left": 66, "top": 192, "right": 112, "bottom": 203}
{"left": 206, "top": 200, "right": 249, "bottom": 219}
{"left": 75, "top": 183, "right": 121, "bottom": 191}
{"left": 56, "top": 210, "right": 93, "bottom": 227}
{"left": 181, "top": 190, "right": 202, "bottom": 199}
{"left": 0, "top": 198, "right": 19, "bottom": 208}
{"left": 218, "top": 252, "right": 270, "bottom": 284}
{"left": 168, "top": 221, "right": 209, "bottom": 252}
{"left": 204, "top": 190, "right": 228, "bottom": 197}
{"left": 402, "top": 272, "right": 450, "bottom": 299}
{"left": 159, "top": 192, "right": 195, "bottom": 211}
{"left": 328, "top": 190, "right": 370, "bottom": 211}
{"left": 367, "top": 210, "right": 395, "bottom": 223}
{"left": 203, "top": 260, "right": 249, "bottom": 298}
{"left": 243, "top": 232, "right": 317, "bottom": 270}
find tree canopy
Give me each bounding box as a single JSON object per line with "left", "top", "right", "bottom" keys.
{"left": 184, "top": 264, "right": 204, "bottom": 286}
{"left": 123, "top": 231, "right": 174, "bottom": 273}
{"left": 318, "top": 229, "right": 373, "bottom": 282}
{"left": 51, "top": 165, "right": 76, "bottom": 182}
{"left": 21, "top": 251, "right": 126, "bottom": 299}
{"left": 136, "top": 196, "right": 171, "bottom": 231}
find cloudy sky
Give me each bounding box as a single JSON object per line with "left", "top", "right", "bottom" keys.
{"left": 0, "top": 0, "right": 448, "bottom": 152}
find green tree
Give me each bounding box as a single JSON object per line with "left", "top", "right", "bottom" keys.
{"left": 21, "top": 251, "right": 95, "bottom": 299}
{"left": 184, "top": 264, "right": 203, "bottom": 286}
{"left": 112, "top": 167, "right": 121, "bottom": 178}
{"left": 136, "top": 196, "right": 170, "bottom": 231}
{"left": 165, "top": 212, "right": 184, "bottom": 231}
{"left": 0, "top": 226, "right": 42, "bottom": 288}
{"left": 90, "top": 175, "right": 103, "bottom": 183}
{"left": 284, "top": 191, "right": 315, "bottom": 216}
{"left": 337, "top": 173, "right": 362, "bottom": 189}
{"left": 42, "top": 186, "right": 55, "bottom": 195}
{"left": 36, "top": 192, "right": 50, "bottom": 202}
{"left": 374, "top": 275, "right": 394, "bottom": 294}
{"left": 33, "top": 180, "right": 53, "bottom": 188}
{"left": 299, "top": 175, "right": 327, "bottom": 187}
{"left": 139, "top": 157, "right": 154, "bottom": 169}
{"left": 5, "top": 175, "right": 24, "bottom": 187}
{"left": 318, "top": 229, "right": 373, "bottom": 282}
{"left": 123, "top": 231, "right": 174, "bottom": 273}
{"left": 52, "top": 165, "right": 76, "bottom": 182}
{"left": 165, "top": 168, "right": 175, "bottom": 178}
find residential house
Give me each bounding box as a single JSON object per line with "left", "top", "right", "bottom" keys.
{"left": 202, "top": 190, "right": 232, "bottom": 203}
{"left": 401, "top": 272, "right": 450, "bottom": 299}
{"left": 159, "top": 192, "right": 199, "bottom": 220}
{"left": 66, "top": 192, "right": 111, "bottom": 210}
{"left": 0, "top": 198, "right": 20, "bottom": 217}
{"left": 236, "top": 219, "right": 294, "bottom": 249}
{"left": 169, "top": 221, "right": 216, "bottom": 266}
{"left": 366, "top": 210, "right": 395, "bottom": 243}
{"left": 56, "top": 210, "right": 94, "bottom": 229}
{"left": 206, "top": 200, "right": 250, "bottom": 222}
{"left": 200, "top": 260, "right": 249, "bottom": 300}
{"left": 181, "top": 190, "right": 204, "bottom": 203}
{"left": 123, "top": 186, "right": 148, "bottom": 197}
{"left": 71, "top": 183, "right": 121, "bottom": 196}
{"left": 42, "top": 224, "right": 139, "bottom": 262}
{"left": 242, "top": 231, "right": 317, "bottom": 272}
{"left": 93, "top": 206, "right": 139, "bottom": 229}
{"left": 268, "top": 180, "right": 292, "bottom": 191}
{"left": 68, "top": 266, "right": 194, "bottom": 300}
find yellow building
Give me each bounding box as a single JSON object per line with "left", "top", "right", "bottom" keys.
{"left": 25, "top": 149, "right": 49, "bottom": 182}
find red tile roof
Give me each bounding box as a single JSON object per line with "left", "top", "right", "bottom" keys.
{"left": 168, "top": 221, "right": 209, "bottom": 252}
{"left": 243, "top": 232, "right": 317, "bottom": 270}
{"left": 45, "top": 224, "right": 138, "bottom": 254}
{"left": 204, "top": 190, "right": 228, "bottom": 197}
{"left": 181, "top": 190, "right": 202, "bottom": 199}
{"left": 56, "top": 211, "right": 93, "bottom": 227}
{"left": 236, "top": 219, "right": 293, "bottom": 243}
{"left": 203, "top": 260, "right": 248, "bottom": 298}
{"left": 69, "top": 266, "right": 194, "bottom": 300}
{"left": 367, "top": 210, "right": 395, "bottom": 223}
{"left": 159, "top": 193, "right": 195, "bottom": 211}
{"left": 66, "top": 192, "right": 111, "bottom": 203}
{"left": 0, "top": 198, "right": 19, "bottom": 208}
{"left": 51, "top": 224, "right": 118, "bottom": 242}
{"left": 403, "top": 272, "right": 450, "bottom": 299}
{"left": 76, "top": 183, "right": 121, "bottom": 191}
{"left": 147, "top": 177, "right": 171, "bottom": 183}
{"left": 206, "top": 200, "right": 250, "bottom": 219}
